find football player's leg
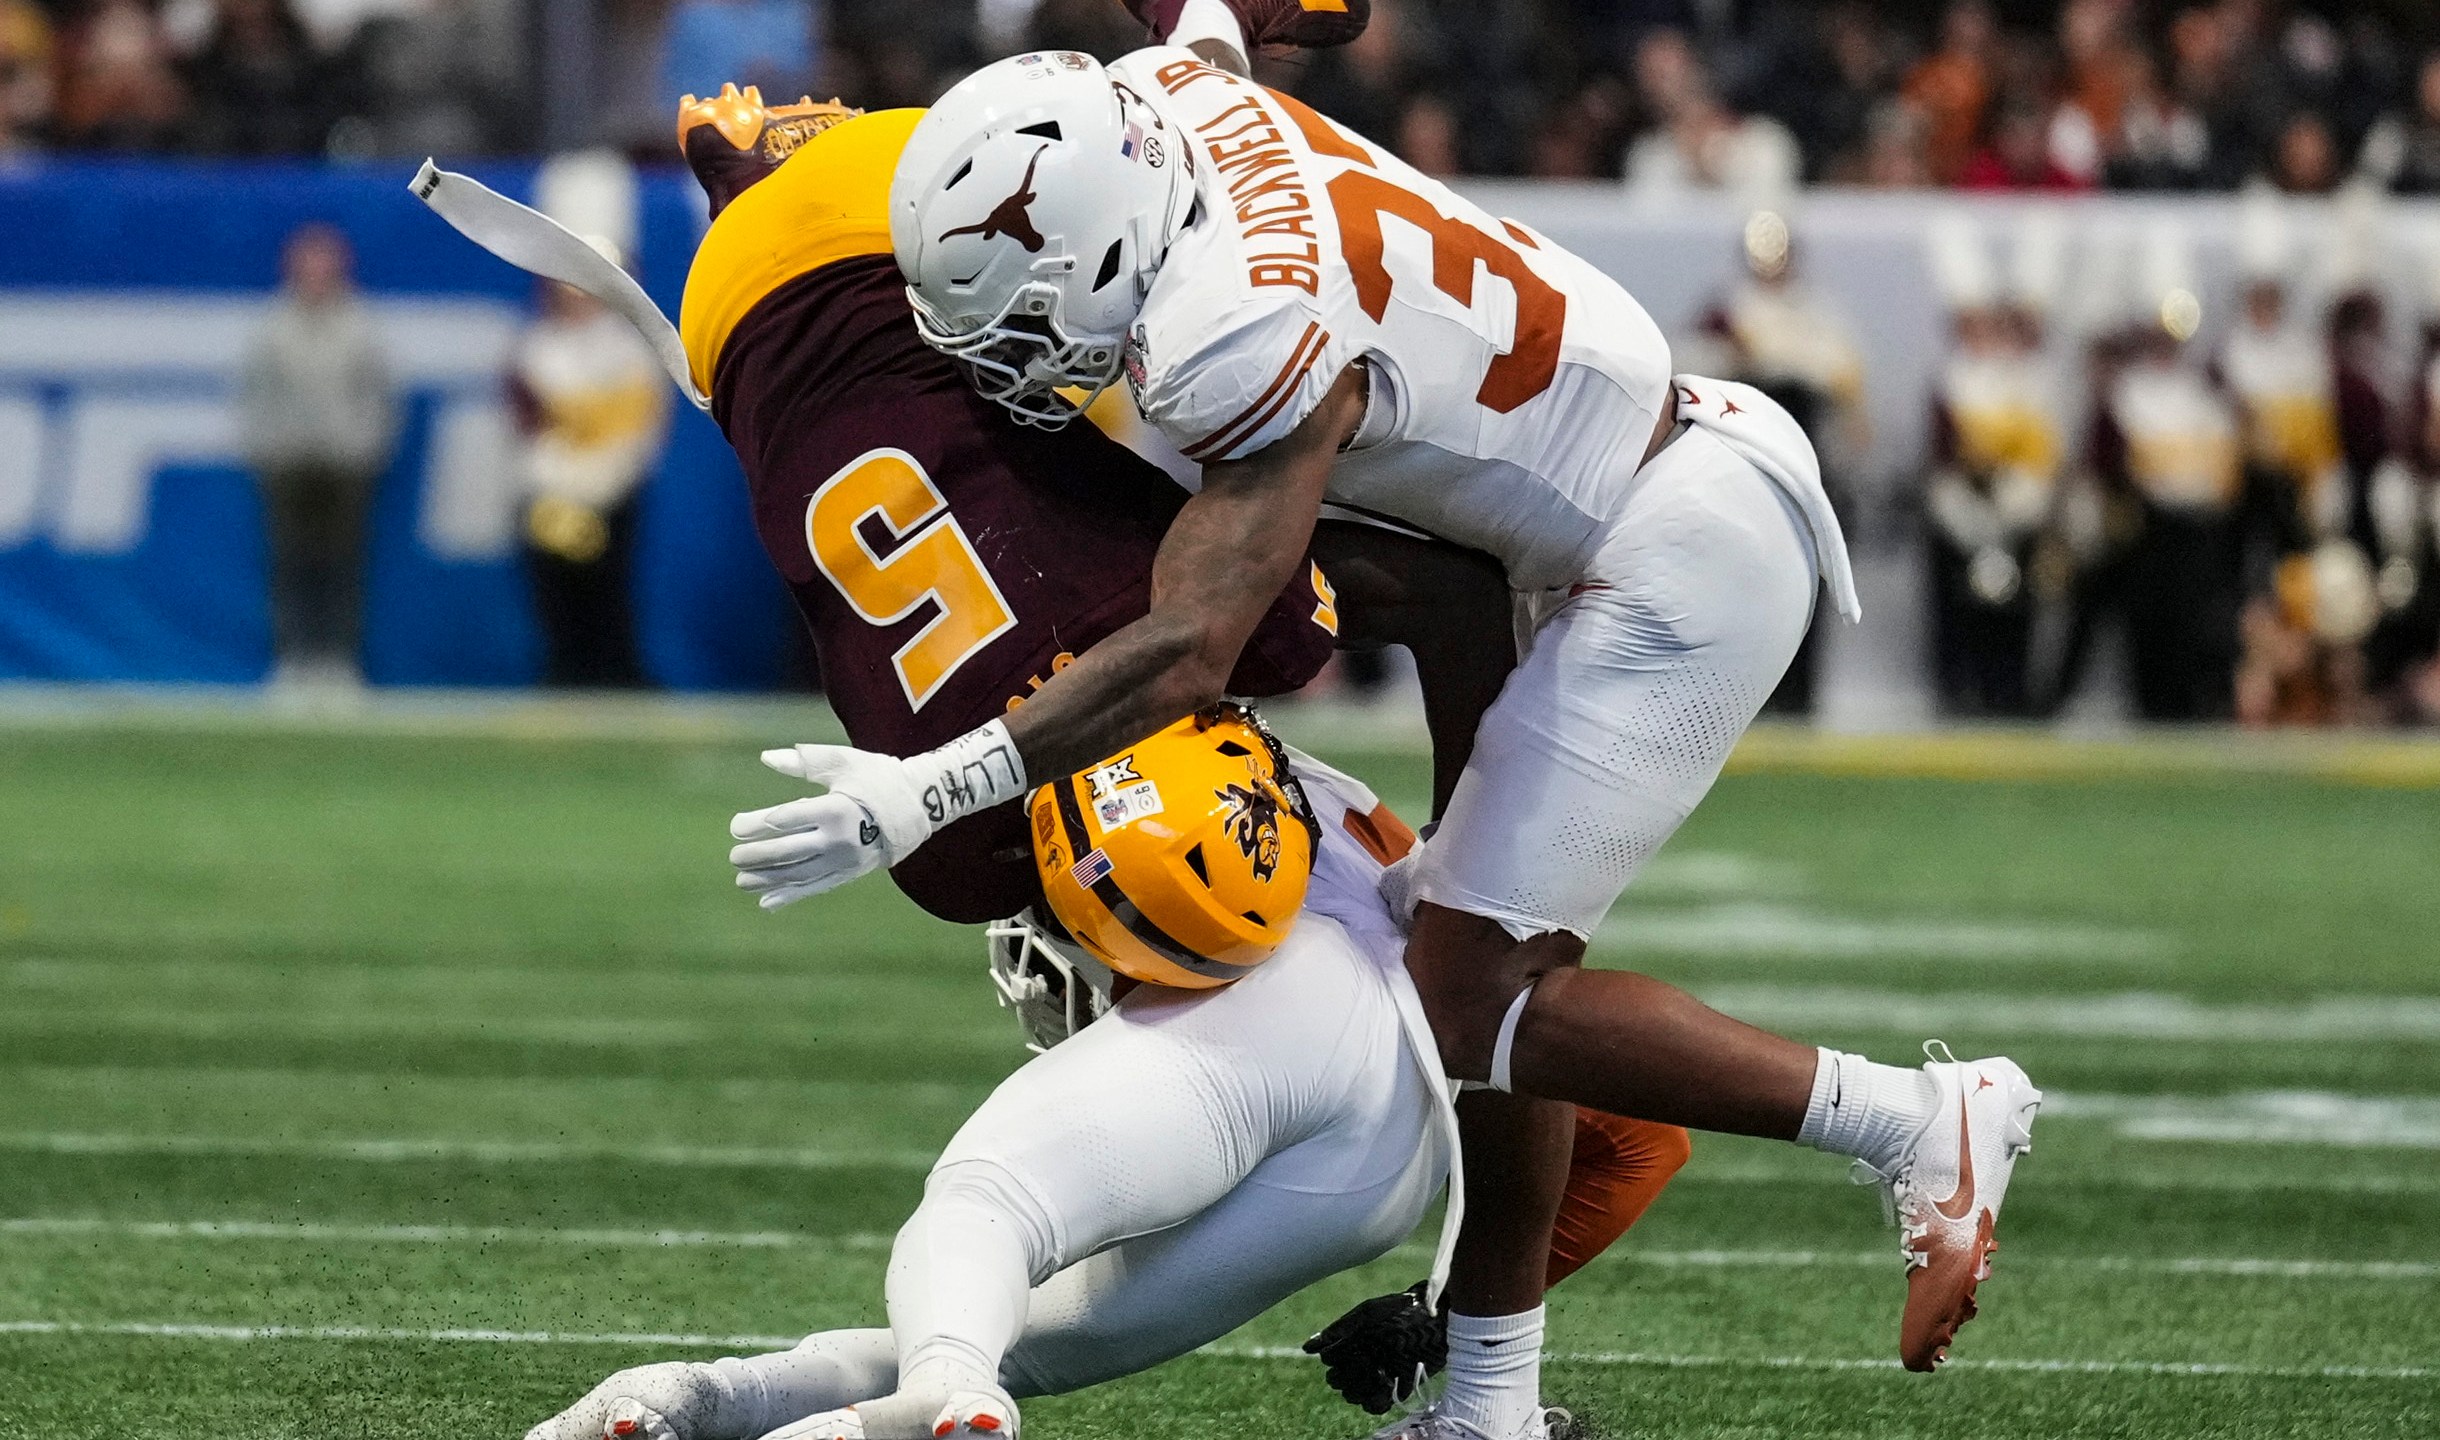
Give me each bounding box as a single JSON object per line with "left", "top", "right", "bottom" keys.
{"left": 1407, "top": 429, "right": 2039, "bottom": 1368}
{"left": 1545, "top": 1112, "right": 1692, "bottom": 1287}
{"left": 522, "top": 1331, "right": 896, "bottom": 1440}
{"left": 1405, "top": 430, "right": 1842, "bottom": 1118}
{"left": 782, "top": 913, "right": 1418, "bottom": 1437}
{"left": 1000, "top": 1015, "right": 1441, "bottom": 1395}
{"left": 1411, "top": 1090, "right": 1572, "bottom": 1440}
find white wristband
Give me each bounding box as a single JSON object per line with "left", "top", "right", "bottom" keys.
{"left": 903, "top": 719, "right": 1030, "bottom": 830}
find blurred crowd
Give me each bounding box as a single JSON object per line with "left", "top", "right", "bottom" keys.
{"left": 1858, "top": 198, "right": 2440, "bottom": 727}
{"left": 238, "top": 215, "right": 666, "bottom": 687}
{"left": 6, "top": 0, "right": 2440, "bottom": 192}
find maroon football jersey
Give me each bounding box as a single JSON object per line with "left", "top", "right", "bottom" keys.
{"left": 713, "top": 253, "right": 1337, "bottom": 922}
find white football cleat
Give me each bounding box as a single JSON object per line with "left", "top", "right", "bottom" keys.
{"left": 928, "top": 1387, "right": 1019, "bottom": 1436}
{"left": 765, "top": 1384, "right": 1017, "bottom": 1440}
{"left": 763, "top": 1406, "right": 866, "bottom": 1440}
{"left": 522, "top": 1361, "right": 730, "bottom": 1440}
{"left": 1866, "top": 1042, "right": 2043, "bottom": 1371}
{"left": 1367, "top": 1404, "right": 1569, "bottom": 1440}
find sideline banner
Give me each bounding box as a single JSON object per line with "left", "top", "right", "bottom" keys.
{"left": 0, "top": 158, "right": 794, "bottom": 688}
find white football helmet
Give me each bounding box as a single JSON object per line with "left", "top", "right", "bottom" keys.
{"left": 891, "top": 51, "right": 1194, "bottom": 427}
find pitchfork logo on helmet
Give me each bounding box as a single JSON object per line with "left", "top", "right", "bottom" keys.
{"left": 890, "top": 51, "right": 1195, "bottom": 428}
{"left": 1218, "top": 780, "right": 1285, "bottom": 881}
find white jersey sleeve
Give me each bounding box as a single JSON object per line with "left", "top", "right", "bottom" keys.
{"left": 1129, "top": 291, "right": 1358, "bottom": 464}
{"left": 1114, "top": 48, "right": 1679, "bottom": 592}
{"left": 1110, "top": 48, "right": 1362, "bottom": 464}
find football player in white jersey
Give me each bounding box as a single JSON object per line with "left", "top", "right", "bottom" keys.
{"left": 724, "top": 2, "right": 2044, "bottom": 1432}
{"left": 538, "top": 712, "right": 1472, "bottom": 1440}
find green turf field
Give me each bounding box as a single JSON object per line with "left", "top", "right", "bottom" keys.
{"left": 4, "top": 704, "right": 2437, "bottom": 1439}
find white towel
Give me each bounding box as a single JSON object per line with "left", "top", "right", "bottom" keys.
{"left": 409, "top": 160, "right": 710, "bottom": 412}
{"left": 1670, "top": 373, "right": 1862, "bottom": 623}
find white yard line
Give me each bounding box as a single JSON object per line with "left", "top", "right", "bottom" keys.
{"left": 0, "top": 1319, "right": 2426, "bottom": 1381}
{"left": 5, "top": 1217, "right": 2431, "bottom": 1283}
{"left": 1215, "top": 1343, "right": 2440, "bottom": 1381}
{"left": 0, "top": 1131, "right": 939, "bottom": 1170}
{"left": 1689, "top": 987, "right": 2440, "bottom": 1043}
{"left": 0, "top": 1217, "right": 892, "bottom": 1250}
{"left": 1593, "top": 904, "right": 2169, "bottom": 962}
{"left": 0, "top": 1319, "right": 809, "bottom": 1348}
{"left": 17, "top": 1082, "right": 2440, "bottom": 1177}
{"left": 2042, "top": 1092, "right": 2440, "bottom": 1149}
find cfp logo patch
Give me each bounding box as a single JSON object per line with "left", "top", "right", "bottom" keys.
{"left": 1218, "top": 781, "right": 1285, "bottom": 881}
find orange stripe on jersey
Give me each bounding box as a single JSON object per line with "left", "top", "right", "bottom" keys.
{"left": 1266, "top": 87, "right": 1373, "bottom": 165}
{"left": 1340, "top": 801, "right": 1415, "bottom": 866}
{"left": 1180, "top": 322, "right": 1329, "bottom": 461}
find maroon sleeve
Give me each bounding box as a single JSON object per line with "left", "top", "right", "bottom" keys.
{"left": 1226, "top": 561, "right": 1335, "bottom": 698}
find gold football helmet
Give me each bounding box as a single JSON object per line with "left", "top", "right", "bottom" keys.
{"left": 1028, "top": 704, "right": 1318, "bottom": 989}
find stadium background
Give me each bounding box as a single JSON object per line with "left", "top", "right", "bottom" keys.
{"left": 4, "top": 3, "right": 2439, "bottom": 1439}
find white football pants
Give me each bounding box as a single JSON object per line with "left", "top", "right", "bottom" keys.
{"left": 1416, "top": 380, "right": 1840, "bottom": 938}
{"left": 728, "top": 799, "right": 1450, "bottom": 1436}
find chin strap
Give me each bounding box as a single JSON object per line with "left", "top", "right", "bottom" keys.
{"left": 409, "top": 160, "right": 711, "bottom": 412}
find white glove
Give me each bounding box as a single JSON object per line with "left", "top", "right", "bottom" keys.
{"left": 729, "top": 745, "right": 933, "bottom": 910}
{"left": 728, "top": 720, "right": 1028, "bottom": 911}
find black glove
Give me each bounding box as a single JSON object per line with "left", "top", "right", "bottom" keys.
{"left": 1302, "top": 1281, "right": 1447, "bottom": 1414}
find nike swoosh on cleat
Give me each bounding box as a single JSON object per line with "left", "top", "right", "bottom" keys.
{"left": 1931, "top": 1087, "right": 1979, "bottom": 1223}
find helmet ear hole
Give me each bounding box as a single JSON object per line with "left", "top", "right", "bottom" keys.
{"left": 1092, "top": 239, "right": 1124, "bottom": 292}
{"left": 1183, "top": 843, "right": 1211, "bottom": 886}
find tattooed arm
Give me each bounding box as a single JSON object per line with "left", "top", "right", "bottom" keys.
{"left": 1000, "top": 363, "right": 1365, "bottom": 781}
{"left": 728, "top": 366, "right": 1361, "bottom": 910}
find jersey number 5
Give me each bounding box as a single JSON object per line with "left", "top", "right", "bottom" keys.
{"left": 807, "top": 448, "right": 1017, "bottom": 711}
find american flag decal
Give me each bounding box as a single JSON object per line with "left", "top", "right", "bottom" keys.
{"left": 1120, "top": 120, "right": 1144, "bottom": 158}
{"left": 1071, "top": 849, "right": 1113, "bottom": 888}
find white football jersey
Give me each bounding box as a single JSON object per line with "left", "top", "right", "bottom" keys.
{"left": 1110, "top": 50, "right": 1674, "bottom": 591}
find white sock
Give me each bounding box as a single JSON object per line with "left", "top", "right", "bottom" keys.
{"left": 1438, "top": 1307, "right": 1545, "bottom": 1438}
{"left": 1795, "top": 1047, "right": 1938, "bottom": 1175}
{"left": 1169, "top": 0, "right": 1250, "bottom": 67}
{"left": 712, "top": 1330, "right": 899, "bottom": 1436}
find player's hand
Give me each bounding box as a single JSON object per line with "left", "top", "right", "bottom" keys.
{"left": 1302, "top": 1280, "right": 1446, "bottom": 1413}
{"left": 728, "top": 744, "right": 932, "bottom": 909}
